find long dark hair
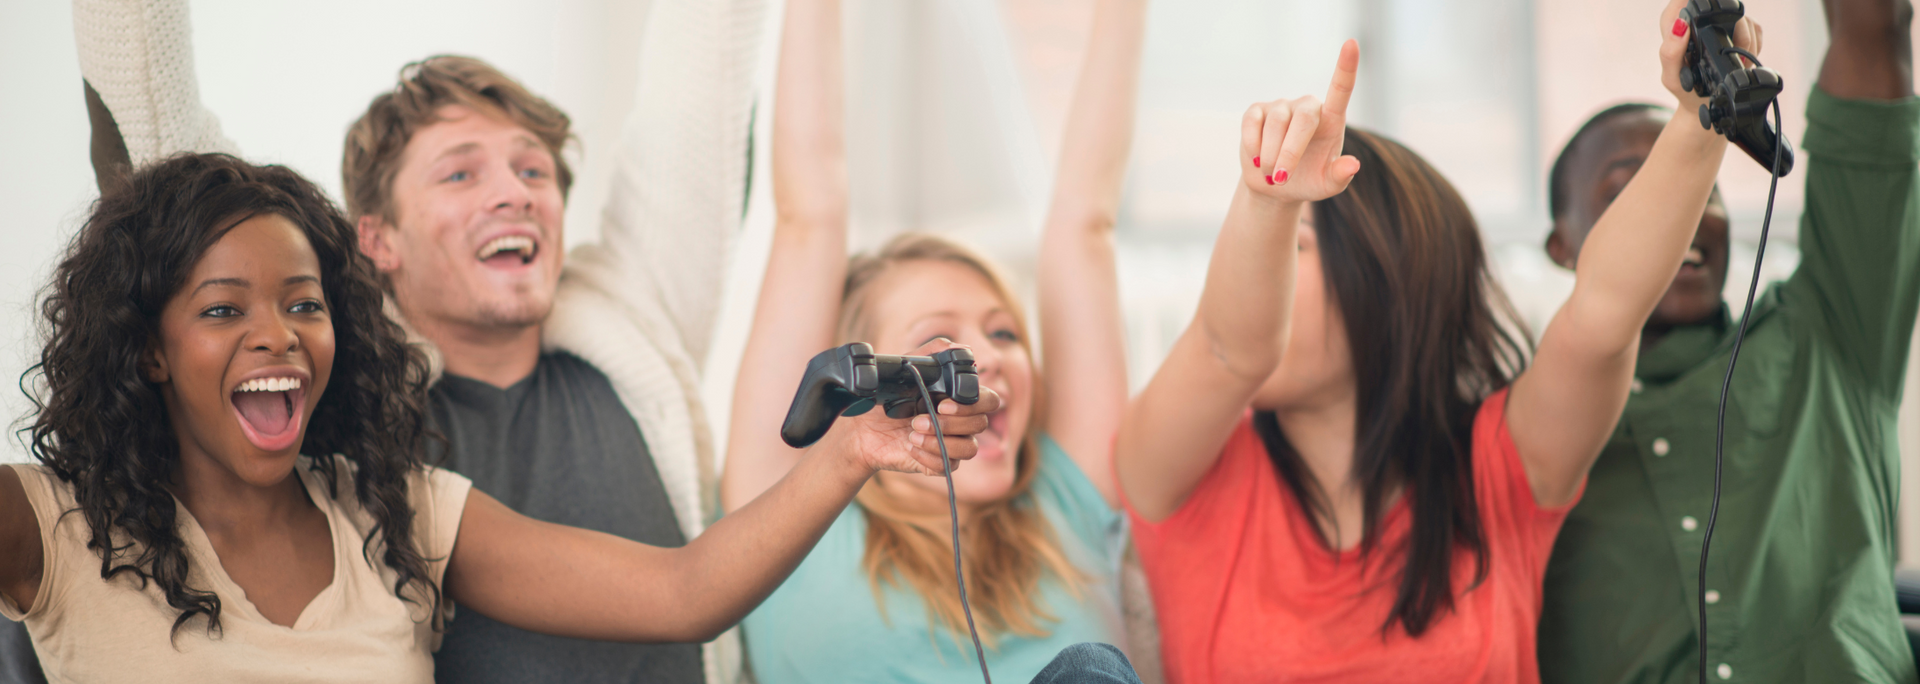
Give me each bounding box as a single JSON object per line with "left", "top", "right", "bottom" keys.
{"left": 1254, "top": 127, "right": 1532, "bottom": 637}
{"left": 21, "top": 153, "right": 438, "bottom": 638}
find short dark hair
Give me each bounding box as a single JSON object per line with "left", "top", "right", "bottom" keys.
{"left": 1547, "top": 103, "right": 1671, "bottom": 220}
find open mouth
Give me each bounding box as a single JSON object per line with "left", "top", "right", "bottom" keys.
{"left": 477, "top": 235, "right": 538, "bottom": 267}
{"left": 975, "top": 412, "right": 1009, "bottom": 462}
{"left": 232, "top": 376, "right": 306, "bottom": 452}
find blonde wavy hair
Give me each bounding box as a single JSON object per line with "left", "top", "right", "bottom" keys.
{"left": 840, "top": 233, "right": 1088, "bottom": 648}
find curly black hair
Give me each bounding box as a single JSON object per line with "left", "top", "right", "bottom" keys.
{"left": 20, "top": 153, "right": 438, "bottom": 638}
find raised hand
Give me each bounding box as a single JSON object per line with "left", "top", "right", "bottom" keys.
{"left": 812, "top": 338, "right": 1003, "bottom": 478}
{"left": 1660, "top": 0, "right": 1765, "bottom": 110}
{"left": 1244, "top": 39, "right": 1363, "bottom": 205}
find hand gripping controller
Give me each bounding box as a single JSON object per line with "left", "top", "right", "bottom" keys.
{"left": 1676, "top": 0, "right": 1794, "bottom": 174}
{"left": 779, "top": 343, "right": 981, "bottom": 448}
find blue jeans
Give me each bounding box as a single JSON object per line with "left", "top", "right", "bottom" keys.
{"left": 1028, "top": 643, "right": 1143, "bottom": 684}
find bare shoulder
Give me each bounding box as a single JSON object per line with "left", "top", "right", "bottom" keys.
{"left": 0, "top": 465, "right": 46, "bottom": 613}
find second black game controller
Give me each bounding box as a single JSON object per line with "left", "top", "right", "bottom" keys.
{"left": 1677, "top": 0, "right": 1795, "bottom": 174}
{"left": 779, "top": 342, "right": 982, "bottom": 448}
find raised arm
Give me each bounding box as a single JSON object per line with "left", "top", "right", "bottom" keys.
{"left": 1116, "top": 42, "right": 1362, "bottom": 522}
{"left": 1037, "top": 0, "right": 1148, "bottom": 507}
{"left": 720, "top": 0, "right": 850, "bottom": 513}
{"left": 591, "top": 0, "right": 769, "bottom": 368}
{"left": 1779, "top": 0, "right": 1920, "bottom": 395}
{"left": 1506, "top": 0, "right": 1746, "bottom": 507}
{"left": 72, "top": 0, "right": 239, "bottom": 172}
{"left": 1819, "top": 0, "right": 1913, "bottom": 101}
{"left": 446, "top": 388, "right": 1000, "bottom": 643}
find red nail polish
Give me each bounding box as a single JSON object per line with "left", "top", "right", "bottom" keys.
{"left": 1275, "top": 169, "right": 1290, "bottom": 184}
{"left": 1265, "top": 174, "right": 1274, "bottom": 185}
{"left": 1672, "top": 18, "right": 1686, "bottom": 36}
{"left": 1253, "top": 156, "right": 1262, "bottom": 168}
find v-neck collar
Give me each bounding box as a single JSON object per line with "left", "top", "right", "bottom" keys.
{"left": 170, "top": 457, "right": 345, "bottom": 631}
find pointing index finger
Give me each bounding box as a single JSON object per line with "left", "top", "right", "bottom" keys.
{"left": 1323, "top": 39, "right": 1360, "bottom": 123}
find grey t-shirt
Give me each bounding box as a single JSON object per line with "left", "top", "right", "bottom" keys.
{"left": 430, "top": 352, "right": 701, "bottom": 684}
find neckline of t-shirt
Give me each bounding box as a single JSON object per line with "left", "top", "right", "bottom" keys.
{"left": 168, "top": 457, "right": 348, "bottom": 632}
{"left": 1287, "top": 488, "right": 1413, "bottom": 564}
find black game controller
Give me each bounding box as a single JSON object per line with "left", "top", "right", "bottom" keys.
{"left": 1676, "top": 0, "right": 1794, "bottom": 174}
{"left": 779, "top": 343, "right": 981, "bottom": 448}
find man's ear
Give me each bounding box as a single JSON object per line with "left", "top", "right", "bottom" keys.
{"left": 356, "top": 215, "right": 400, "bottom": 273}
{"left": 1545, "top": 222, "right": 1576, "bottom": 270}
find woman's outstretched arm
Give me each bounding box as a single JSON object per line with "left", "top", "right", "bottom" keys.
{"left": 448, "top": 388, "right": 1001, "bottom": 643}
{"left": 1116, "top": 42, "right": 1362, "bottom": 522}
{"left": 720, "top": 0, "right": 851, "bottom": 513}
{"left": 1507, "top": 0, "right": 1756, "bottom": 507}
{"left": 1037, "top": 0, "right": 1148, "bottom": 507}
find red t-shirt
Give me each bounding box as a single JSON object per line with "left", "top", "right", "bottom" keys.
{"left": 1126, "top": 389, "right": 1576, "bottom": 684}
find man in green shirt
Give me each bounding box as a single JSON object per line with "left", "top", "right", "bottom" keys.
{"left": 1536, "top": 0, "right": 1920, "bottom": 681}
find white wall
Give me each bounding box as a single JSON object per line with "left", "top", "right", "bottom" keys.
{"left": 0, "top": 0, "right": 653, "bottom": 461}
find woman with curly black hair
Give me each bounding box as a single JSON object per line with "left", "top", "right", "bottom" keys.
{"left": 0, "top": 153, "right": 1003, "bottom": 682}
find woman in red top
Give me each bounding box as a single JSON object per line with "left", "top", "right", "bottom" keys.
{"left": 1113, "top": 4, "right": 1762, "bottom": 682}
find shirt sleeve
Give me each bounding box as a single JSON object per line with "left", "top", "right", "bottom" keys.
{"left": 582, "top": 0, "right": 767, "bottom": 369}
{"left": 1780, "top": 88, "right": 1920, "bottom": 397}
{"left": 72, "top": 0, "right": 240, "bottom": 166}
{"left": 411, "top": 466, "right": 472, "bottom": 631}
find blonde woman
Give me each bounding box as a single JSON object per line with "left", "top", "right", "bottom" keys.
{"left": 720, "top": 0, "right": 1146, "bottom": 682}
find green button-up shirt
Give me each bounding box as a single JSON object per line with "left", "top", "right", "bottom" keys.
{"left": 1539, "top": 89, "right": 1920, "bottom": 684}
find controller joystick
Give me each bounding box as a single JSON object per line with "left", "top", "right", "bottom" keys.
{"left": 1678, "top": 0, "right": 1794, "bottom": 174}
{"left": 780, "top": 343, "right": 982, "bottom": 448}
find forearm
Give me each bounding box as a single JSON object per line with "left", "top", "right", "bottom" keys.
{"left": 1820, "top": 0, "right": 1914, "bottom": 100}
{"left": 771, "top": 0, "right": 847, "bottom": 228}
{"left": 1042, "top": 0, "right": 1147, "bottom": 229}
{"left": 1563, "top": 117, "right": 1726, "bottom": 351}
{"left": 1197, "top": 188, "right": 1303, "bottom": 380}
{"left": 455, "top": 448, "right": 871, "bottom": 643}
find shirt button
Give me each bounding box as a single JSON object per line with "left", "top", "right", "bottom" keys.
{"left": 1631, "top": 378, "right": 1645, "bottom": 393}
{"left": 1705, "top": 589, "right": 1721, "bottom": 604}
{"left": 1718, "top": 663, "right": 1733, "bottom": 679}
{"left": 1682, "top": 516, "right": 1698, "bottom": 531}
{"left": 1652, "top": 438, "right": 1671, "bottom": 456}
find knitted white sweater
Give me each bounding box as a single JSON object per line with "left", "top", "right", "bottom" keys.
{"left": 72, "top": 1, "right": 766, "bottom": 681}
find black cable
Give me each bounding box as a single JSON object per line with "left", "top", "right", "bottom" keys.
{"left": 910, "top": 371, "right": 993, "bottom": 684}
{"left": 1697, "top": 90, "right": 1786, "bottom": 684}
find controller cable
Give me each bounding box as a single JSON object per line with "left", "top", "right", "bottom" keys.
{"left": 910, "top": 371, "right": 994, "bottom": 684}
{"left": 1697, "top": 44, "right": 1784, "bottom": 684}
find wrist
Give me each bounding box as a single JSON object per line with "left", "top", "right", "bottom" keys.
{"left": 1236, "top": 183, "right": 1306, "bottom": 218}
{"left": 809, "top": 423, "right": 880, "bottom": 487}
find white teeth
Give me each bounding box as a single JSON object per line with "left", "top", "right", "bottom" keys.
{"left": 1683, "top": 247, "right": 1706, "bottom": 266}
{"left": 477, "top": 235, "right": 537, "bottom": 261}
{"left": 235, "top": 377, "right": 302, "bottom": 393}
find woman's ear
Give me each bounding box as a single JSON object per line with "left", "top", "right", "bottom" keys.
{"left": 1545, "top": 225, "right": 1577, "bottom": 270}
{"left": 142, "top": 345, "right": 169, "bottom": 384}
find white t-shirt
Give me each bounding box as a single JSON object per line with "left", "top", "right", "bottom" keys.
{"left": 2, "top": 457, "right": 470, "bottom": 683}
